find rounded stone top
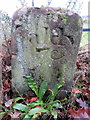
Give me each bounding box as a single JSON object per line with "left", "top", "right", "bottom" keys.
{"left": 12, "top": 7, "right": 82, "bottom": 21}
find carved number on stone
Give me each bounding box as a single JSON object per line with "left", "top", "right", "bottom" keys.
{"left": 51, "top": 36, "right": 60, "bottom": 45}
{"left": 66, "top": 36, "right": 74, "bottom": 45}
{"left": 51, "top": 50, "right": 65, "bottom": 60}
{"left": 36, "top": 46, "right": 50, "bottom": 52}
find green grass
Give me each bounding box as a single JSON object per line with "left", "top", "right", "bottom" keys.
{"left": 80, "top": 32, "right": 88, "bottom": 47}
{"left": 80, "top": 23, "right": 89, "bottom": 47}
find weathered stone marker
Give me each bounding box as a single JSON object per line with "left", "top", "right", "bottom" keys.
{"left": 11, "top": 7, "right": 83, "bottom": 98}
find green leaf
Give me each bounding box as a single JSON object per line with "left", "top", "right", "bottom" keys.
{"left": 35, "top": 99, "right": 44, "bottom": 105}
{"left": 32, "top": 114, "right": 39, "bottom": 118}
{"left": 28, "top": 102, "right": 39, "bottom": 108}
{"left": 51, "top": 110, "right": 57, "bottom": 119}
{"left": 52, "top": 84, "right": 58, "bottom": 100}
{"left": 20, "top": 113, "right": 26, "bottom": 118}
{"left": 47, "top": 81, "right": 65, "bottom": 102}
{"left": 14, "top": 97, "right": 25, "bottom": 102}
{"left": 57, "top": 81, "right": 65, "bottom": 89}
{"left": 13, "top": 103, "right": 29, "bottom": 112}
{"left": 39, "top": 80, "right": 48, "bottom": 99}
{"left": 25, "top": 76, "right": 39, "bottom": 96}
{"left": 47, "top": 104, "right": 53, "bottom": 111}
{"left": 29, "top": 108, "right": 49, "bottom": 115}
{"left": 0, "top": 112, "right": 6, "bottom": 118}
{"left": 28, "top": 100, "right": 44, "bottom": 107}
{"left": 61, "top": 97, "right": 68, "bottom": 101}
{"left": 47, "top": 85, "right": 58, "bottom": 102}
{"left": 52, "top": 102, "right": 62, "bottom": 108}
{"left": 24, "top": 114, "right": 31, "bottom": 118}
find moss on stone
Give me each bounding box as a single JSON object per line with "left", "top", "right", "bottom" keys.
{"left": 63, "top": 17, "right": 68, "bottom": 24}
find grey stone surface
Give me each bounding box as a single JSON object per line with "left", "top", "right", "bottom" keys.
{"left": 11, "top": 7, "right": 83, "bottom": 98}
